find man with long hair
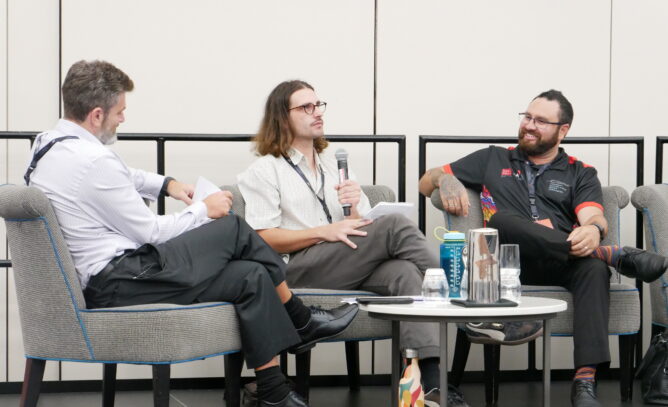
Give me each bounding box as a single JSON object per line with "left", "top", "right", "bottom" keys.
{"left": 27, "top": 61, "right": 358, "bottom": 407}
{"left": 238, "top": 80, "right": 469, "bottom": 407}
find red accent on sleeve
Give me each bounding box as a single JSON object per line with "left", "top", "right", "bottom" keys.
{"left": 568, "top": 155, "right": 593, "bottom": 168}
{"left": 442, "top": 164, "right": 454, "bottom": 175}
{"left": 575, "top": 201, "right": 603, "bottom": 214}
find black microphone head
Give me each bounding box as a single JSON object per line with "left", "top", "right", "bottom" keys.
{"left": 335, "top": 148, "right": 348, "bottom": 161}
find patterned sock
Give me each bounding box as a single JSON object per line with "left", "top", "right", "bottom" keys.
{"left": 574, "top": 365, "right": 596, "bottom": 382}
{"left": 590, "top": 245, "right": 621, "bottom": 267}
{"left": 418, "top": 357, "right": 440, "bottom": 392}
{"left": 283, "top": 293, "right": 311, "bottom": 330}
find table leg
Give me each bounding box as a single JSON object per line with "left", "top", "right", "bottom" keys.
{"left": 391, "top": 321, "right": 400, "bottom": 407}
{"left": 440, "top": 321, "right": 448, "bottom": 407}
{"left": 543, "top": 318, "right": 552, "bottom": 407}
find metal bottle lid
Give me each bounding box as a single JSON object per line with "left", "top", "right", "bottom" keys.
{"left": 403, "top": 348, "right": 419, "bottom": 358}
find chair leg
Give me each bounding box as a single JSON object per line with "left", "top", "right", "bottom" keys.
{"left": 483, "top": 344, "right": 500, "bottom": 406}
{"left": 20, "top": 358, "right": 45, "bottom": 407}
{"left": 295, "top": 350, "right": 312, "bottom": 401}
{"left": 280, "top": 351, "right": 289, "bottom": 376}
{"left": 224, "top": 352, "right": 245, "bottom": 407}
{"left": 151, "top": 364, "right": 170, "bottom": 407}
{"left": 619, "top": 334, "right": 636, "bottom": 401}
{"left": 102, "top": 363, "right": 117, "bottom": 407}
{"left": 450, "top": 328, "right": 471, "bottom": 387}
{"left": 345, "top": 341, "right": 361, "bottom": 391}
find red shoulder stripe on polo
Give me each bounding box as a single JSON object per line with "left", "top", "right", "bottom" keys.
{"left": 575, "top": 201, "right": 603, "bottom": 214}
{"left": 568, "top": 155, "right": 593, "bottom": 168}
{"left": 442, "top": 164, "right": 454, "bottom": 175}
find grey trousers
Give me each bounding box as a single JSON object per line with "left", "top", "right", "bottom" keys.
{"left": 83, "top": 215, "right": 301, "bottom": 368}
{"left": 286, "top": 213, "right": 441, "bottom": 359}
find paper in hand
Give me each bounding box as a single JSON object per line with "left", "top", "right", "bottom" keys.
{"left": 363, "top": 202, "right": 414, "bottom": 220}
{"left": 192, "top": 176, "right": 221, "bottom": 202}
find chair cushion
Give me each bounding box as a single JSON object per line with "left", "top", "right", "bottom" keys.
{"left": 523, "top": 283, "right": 640, "bottom": 335}
{"left": 78, "top": 302, "right": 241, "bottom": 363}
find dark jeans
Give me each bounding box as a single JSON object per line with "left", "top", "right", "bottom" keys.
{"left": 83, "top": 215, "right": 301, "bottom": 368}
{"left": 488, "top": 212, "right": 611, "bottom": 367}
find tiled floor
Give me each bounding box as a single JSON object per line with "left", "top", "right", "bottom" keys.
{"left": 0, "top": 379, "right": 648, "bottom": 406}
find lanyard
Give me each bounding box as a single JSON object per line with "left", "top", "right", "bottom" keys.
{"left": 524, "top": 161, "right": 550, "bottom": 220}
{"left": 283, "top": 155, "right": 333, "bottom": 224}
{"left": 24, "top": 136, "right": 78, "bottom": 185}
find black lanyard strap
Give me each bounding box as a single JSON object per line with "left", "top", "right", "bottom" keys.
{"left": 524, "top": 161, "right": 550, "bottom": 220}
{"left": 24, "top": 136, "right": 78, "bottom": 185}
{"left": 283, "top": 155, "right": 333, "bottom": 224}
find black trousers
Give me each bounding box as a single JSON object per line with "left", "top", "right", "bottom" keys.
{"left": 83, "top": 215, "right": 301, "bottom": 368}
{"left": 488, "top": 212, "right": 610, "bottom": 367}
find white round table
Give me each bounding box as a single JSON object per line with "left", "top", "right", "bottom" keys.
{"left": 359, "top": 296, "right": 567, "bottom": 407}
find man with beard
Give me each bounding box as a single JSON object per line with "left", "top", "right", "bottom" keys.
{"left": 419, "top": 89, "right": 668, "bottom": 407}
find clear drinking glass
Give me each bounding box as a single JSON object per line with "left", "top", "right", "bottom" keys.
{"left": 499, "top": 244, "right": 521, "bottom": 303}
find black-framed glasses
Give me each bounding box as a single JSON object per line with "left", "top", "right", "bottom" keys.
{"left": 518, "top": 113, "right": 565, "bottom": 129}
{"left": 289, "top": 102, "right": 327, "bottom": 115}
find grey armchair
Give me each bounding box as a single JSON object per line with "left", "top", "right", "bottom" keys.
{"left": 222, "top": 184, "right": 393, "bottom": 400}
{"left": 631, "top": 184, "right": 668, "bottom": 336}
{"left": 0, "top": 184, "right": 245, "bottom": 407}
{"left": 430, "top": 186, "right": 640, "bottom": 403}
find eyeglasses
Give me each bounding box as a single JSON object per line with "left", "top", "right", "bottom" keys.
{"left": 518, "top": 113, "right": 565, "bottom": 129}
{"left": 289, "top": 102, "right": 327, "bottom": 115}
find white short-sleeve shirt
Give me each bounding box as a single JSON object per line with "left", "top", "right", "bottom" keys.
{"left": 238, "top": 148, "right": 371, "bottom": 231}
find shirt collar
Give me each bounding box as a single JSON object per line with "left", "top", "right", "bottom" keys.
{"left": 509, "top": 145, "right": 568, "bottom": 170}
{"left": 54, "top": 119, "right": 104, "bottom": 146}
{"left": 287, "top": 147, "right": 322, "bottom": 168}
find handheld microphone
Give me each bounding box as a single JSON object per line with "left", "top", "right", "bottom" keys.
{"left": 335, "top": 148, "right": 351, "bottom": 216}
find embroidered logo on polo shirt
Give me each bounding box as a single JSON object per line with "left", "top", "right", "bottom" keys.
{"left": 500, "top": 168, "right": 512, "bottom": 177}
{"left": 548, "top": 179, "right": 569, "bottom": 194}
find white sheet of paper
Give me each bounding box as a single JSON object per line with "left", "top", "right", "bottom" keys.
{"left": 192, "top": 176, "right": 220, "bottom": 202}
{"left": 363, "top": 202, "right": 414, "bottom": 220}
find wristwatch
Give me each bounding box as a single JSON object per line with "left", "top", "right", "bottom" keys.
{"left": 591, "top": 223, "right": 605, "bottom": 241}
{"left": 161, "top": 176, "right": 175, "bottom": 197}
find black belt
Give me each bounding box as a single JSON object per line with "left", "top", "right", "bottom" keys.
{"left": 94, "top": 249, "right": 134, "bottom": 281}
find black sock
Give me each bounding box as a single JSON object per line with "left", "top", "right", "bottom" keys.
{"left": 418, "top": 357, "right": 440, "bottom": 392}
{"left": 256, "top": 365, "right": 291, "bottom": 403}
{"left": 283, "top": 293, "right": 311, "bottom": 330}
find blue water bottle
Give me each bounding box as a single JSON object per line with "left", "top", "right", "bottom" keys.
{"left": 440, "top": 231, "right": 466, "bottom": 299}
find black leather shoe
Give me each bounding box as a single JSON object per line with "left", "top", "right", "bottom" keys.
{"left": 289, "top": 303, "right": 358, "bottom": 354}
{"left": 259, "top": 390, "right": 309, "bottom": 407}
{"left": 571, "top": 380, "right": 601, "bottom": 407}
{"left": 617, "top": 246, "right": 668, "bottom": 283}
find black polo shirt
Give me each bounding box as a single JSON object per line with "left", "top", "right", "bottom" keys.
{"left": 444, "top": 146, "right": 603, "bottom": 234}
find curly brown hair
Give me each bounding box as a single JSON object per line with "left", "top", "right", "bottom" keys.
{"left": 254, "top": 80, "right": 328, "bottom": 157}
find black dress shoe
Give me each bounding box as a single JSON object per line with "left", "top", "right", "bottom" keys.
{"left": 289, "top": 303, "right": 358, "bottom": 354}
{"left": 259, "top": 390, "right": 309, "bottom": 407}
{"left": 617, "top": 246, "right": 668, "bottom": 283}
{"left": 571, "top": 380, "right": 601, "bottom": 407}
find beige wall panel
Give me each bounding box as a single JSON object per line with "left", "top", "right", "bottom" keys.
{"left": 609, "top": 0, "right": 668, "bottom": 349}
{"left": 7, "top": 0, "right": 59, "bottom": 131}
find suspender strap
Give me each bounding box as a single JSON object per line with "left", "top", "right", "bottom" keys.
{"left": 24, "top": 136, "right": 78, "bottom": 185}
{"left": 283, "top": 155, "right": 333, "bottom": 224}
{"left": 524, "top": 161, "right": 550, "bottom": 220}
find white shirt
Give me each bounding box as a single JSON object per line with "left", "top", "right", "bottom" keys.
{"left": 27, "top": 119, "right": 210, "bottom": 288}
{"left": 237, "top": 148, "right": 371, "bottom": 232}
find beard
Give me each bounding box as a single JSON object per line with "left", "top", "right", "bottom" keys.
{"left": 518, "top": 128, "right": 559, "bottom": 156}
{"left": 99, "top": 118, "right": 118, "bottom": 145}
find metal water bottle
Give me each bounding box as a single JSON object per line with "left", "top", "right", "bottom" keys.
{"left": 398, "top": 348, "right": 425, "bottom": 406}
{"left": 440, "top": 231, "right": 467, "bottom": 299}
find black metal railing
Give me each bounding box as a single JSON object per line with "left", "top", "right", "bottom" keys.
{"left": 656, "top": 136, "right": 668, "bottom": 183}
{"left": 1, "top": 132, "right": 406, "bottom": 268}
